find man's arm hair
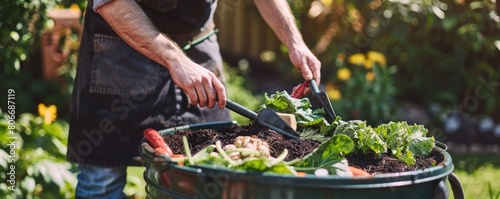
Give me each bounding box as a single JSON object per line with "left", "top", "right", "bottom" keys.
{"left": 96, "top": 0, "right": 189, "bottom": 71}
{"left": 95, "top": 0, "right": 228, "bottom": 108}
{"left": 253, "top": 0, "right": 305, "bottom": 50}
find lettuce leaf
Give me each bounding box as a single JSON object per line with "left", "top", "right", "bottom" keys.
{"left": 333, "top": 120, "right": 387, "bottom": 155}
{"left": 231, "top": 158, "right": 296, "bottom": 174}
{"left": 261, "top": 91, "right": 333, "bottom": 134}
{"left": 296, "top": 134, "right": 354, "bottom": 175}
{"left": 375, "top": 122, "right": 435, "bottom": 165}
{"left": 260, "top": 90, "right": 435, "bottom": 167}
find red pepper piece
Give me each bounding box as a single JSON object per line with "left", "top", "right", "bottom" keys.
{"left": 291, "top": 80, "right": 311, "bottom": 98}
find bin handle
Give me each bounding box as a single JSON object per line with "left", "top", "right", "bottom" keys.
{"left": 435, "top": 141, "right": 448, "bottom": 151}
{"left": 448, "top": 172, "right": 465, "bottom": 199}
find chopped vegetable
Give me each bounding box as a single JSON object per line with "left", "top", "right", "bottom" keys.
{"left": 148, "top": 90, "right": 438, "bottom": 177}
{"left": 296, "top": 171, "right": 307, "bottom": 177}
{"left": 261, "top": 91, "right": 331, "bottom": 133}
{"left": 348, "top": 166, "right": 370, "bottom": 177}
{"left": 314, "top": 168, "right": 329, "bottom": 177}
{"left": 181, "top": 136, "right": 295, "bottom": 175}
{"left": 144, "top": 128, "right": 174, "bottom": 156}
{"left": 154, "top": 147, "right": 170, "bottom": 156}
{"left": 290, "top": 80, "right": 310, "bottom": 98}
{"left": 296, "top": 134, "right": 354, "bottom": 175}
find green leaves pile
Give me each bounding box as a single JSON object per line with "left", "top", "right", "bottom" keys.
{"left": 262, "top": 91, "right": 435, "bottom": 166}
{"left": 261, "top": 91, "right": 330, "bottom": 133}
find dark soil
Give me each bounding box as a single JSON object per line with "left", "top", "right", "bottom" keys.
{"left": 346, "top": 149, "right": 442, "bottom": 173}
{"left": 163, "top": 125, "right": 441, "bottom": 174}
{"left": 164, "top": 125, "right": 320, "bottom": 161}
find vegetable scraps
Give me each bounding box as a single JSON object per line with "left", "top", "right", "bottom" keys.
{"left": 144, "top": 128, "right": 174, "bottom": 156}
{"left": 295, "top": 134, "right": 354, "bottom": 176}
{"left": 146, "top": 90, "right": 436, "bottom": 178}
{"left": 262, "top": 90, "right": 435, "bottom": 166}
{"left": 261, "top": 91, "right": 334, "bottom": 134}
{"left": 182, "top": 136, "right": 297, "bottom": 175}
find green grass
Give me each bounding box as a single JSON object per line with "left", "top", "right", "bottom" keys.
{"left": 125, "top": 152, "right": 500, "bottom": 199}
{"left": 449, "top": 152, "right": 500, "bottom": 199}
{"left": 125, "top": 166, "right": 147, "bottom": 198}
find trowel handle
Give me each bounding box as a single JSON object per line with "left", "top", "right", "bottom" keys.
{"left": 226, "top": 100, "right": 258, "bottom": 120}
{"left": 309, "top": 79, "right": 320, "bottom": 94}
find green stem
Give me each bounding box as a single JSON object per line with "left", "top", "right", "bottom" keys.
{"left": 216, "top": 141, "right": 236, "bottom": 166}
{"left": 269, "top": 149, "right": 288, "bottom": 166}
{"left": 225, "top": 148, "right": 261, "bottom": 157}
{"left": 285, "top": 158, "right": 300, "bottom": 166}
{"left": 182, "top": 136, "right": 194, "bottom": 166}
{"left": 293, "top": 167, "right": 318, "bottom": 172}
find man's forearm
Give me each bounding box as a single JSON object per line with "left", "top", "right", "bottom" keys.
{"left": 96, "top": 0, "right": 187, "bottom": 71}
{"left": 253, "top": 0, "right": 305, "bottom": 50}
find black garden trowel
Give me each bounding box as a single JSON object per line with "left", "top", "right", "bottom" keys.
{"left": 226, "top": 100, "right": 300, "bottom": 139}
{"left": 291, "top": 79, "right": 337, "bottom": 123}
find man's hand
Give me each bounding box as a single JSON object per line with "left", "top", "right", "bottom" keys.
{"left": 167, "top": 57, "right": 227, "bottom": 109}
{"left": 288, "top": 44, "right": 321, "bottom": 85}
{"left": 96, "top": 0, "right": 226, "bottom": 109}
{"left": 253, "top": 0, "right": 322, "bottom": 88}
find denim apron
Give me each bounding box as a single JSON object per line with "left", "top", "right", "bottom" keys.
{"left": 67, "top": 0, "right": 230, "bottom": 167}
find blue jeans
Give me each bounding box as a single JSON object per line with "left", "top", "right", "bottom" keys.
{"left": 75, "top": 165, "right": 127, "bottom": 199}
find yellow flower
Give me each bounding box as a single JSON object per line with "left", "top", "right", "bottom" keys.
{"left": 337, "top": 68, "right": 351, "bottom": 81}
{"left": 38, "top": 104, "right": 57, "bottom": 125}
{"left": 325, "top": 83, "right": 341, "bottom": 100}
{"left": 367, "top": 51, "right": 386, "bottom": 66}
{"left": 366, "top": 71, "right": 375, "bottom": 81}
{"left": 348, "top": 53, "right": 366, "bottom": 65}
{"left": 363, "top": 60, "right": 373, "bottom": 69}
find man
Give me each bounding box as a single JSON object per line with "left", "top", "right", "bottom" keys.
{"left": 67, "top": 0, "right": 321, "bottom": 198}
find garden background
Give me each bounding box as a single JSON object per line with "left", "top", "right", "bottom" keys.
{"left": 1, "top": 0, "right": 499, "bottom": 198}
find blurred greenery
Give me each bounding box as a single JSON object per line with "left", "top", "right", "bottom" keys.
{"left": 225, "top": 62, "right": 265, "bottom": 125}
{"left": 0, "top": 0, "right": 84, "bottom": 119}
{"left": 0, "top": 107, "right": 77, "bottom": 199}
{"left": 450, "top": 152, "right": 500, "bottom": 199}
{"left": 277, "top": 0, "right": 500, "bottom": 126}
{"left": 0, "top": 0, "right": 56, "bottom": 75}
{"left": 323, "top": 51, "right": 398, "bottom": 125}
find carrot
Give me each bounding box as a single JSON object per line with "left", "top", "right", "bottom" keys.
{"left": 144, "top": 128, "right": 174, "bottom": 156}
{"left": 348, "top": 166, "right": 370, "bottom": 177}
{"left": 171, "top": 154, "right": 186, "bottom": 166}
{"left": 296, "top": 172, "right": 307, "bottom": 177}
{"left": 154, "top": 147, "right": 169, "bottom": 156}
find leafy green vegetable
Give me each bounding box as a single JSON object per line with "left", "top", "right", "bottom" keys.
{"left": 333, "top": 120, "right": 387, "bottom": 155}
{"left": 262, "top": 91, "right": 311, "bottom": 114}
{"left": 374, "top": 122, "right": 435, "bottom": 165}
{"left": 261, "top": 90, "right": 436, "bottom": 167}
{"left": 261, "top": 91, "right": 331, "bottom": 132}
{"left": 231, "top": 149, "right": 296, "bottom": 174}
{"left": 296, "top": 134, "right": 354, "bottom": 175}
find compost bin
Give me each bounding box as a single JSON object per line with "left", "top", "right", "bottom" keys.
{"left": 138, "top": 121, "right": 464, "bottom": 199}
